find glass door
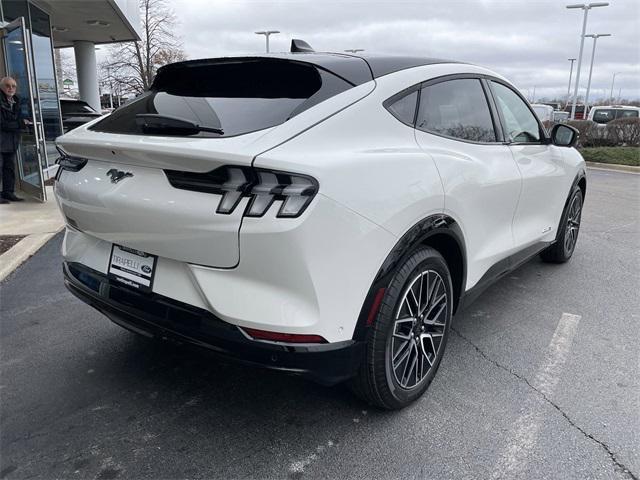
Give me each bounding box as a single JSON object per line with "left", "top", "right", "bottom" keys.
{"left": 29, "top": 3, "right": 63, "bottom": 174}
{"left": 1, "top": 17, "right": 46, "bottom": 201}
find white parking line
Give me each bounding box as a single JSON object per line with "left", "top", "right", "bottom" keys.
{"left": 492, "top": 313, "right": 581, "bottom": 478}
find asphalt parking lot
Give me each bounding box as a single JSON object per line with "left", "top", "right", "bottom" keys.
{"left": 1, "top": 168, "right": 638, "bottom": 480}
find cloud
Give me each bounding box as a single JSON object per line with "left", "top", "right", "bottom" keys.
{"left": 170, "top": 0, "right": 640, "bottom": 100}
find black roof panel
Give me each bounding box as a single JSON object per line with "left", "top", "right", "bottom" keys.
{"left": 154, "top": 53, "right": 460, "bottom": 89}
{"left": 355, "top": 54, "right": 459, "bottom": 78}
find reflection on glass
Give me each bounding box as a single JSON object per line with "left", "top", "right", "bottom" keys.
{"left": 29, "top": 3, "right": 63, "bottom": 169}
{"left": 4, "top": 22, "right": 42, "bottom": 188}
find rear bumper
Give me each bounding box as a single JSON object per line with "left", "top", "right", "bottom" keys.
{"left": 63, "top": 261, "right": 364, "bottom": 385}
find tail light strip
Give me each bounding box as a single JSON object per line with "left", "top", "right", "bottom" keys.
{"left": 164, "top": 165, "right": 319, "bottom": 219}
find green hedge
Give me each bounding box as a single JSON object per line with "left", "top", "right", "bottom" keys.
{"left": 579, "top": 147, "right": 640, "bottom": 167}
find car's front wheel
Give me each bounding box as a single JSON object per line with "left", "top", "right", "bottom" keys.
{"left": 350, "top": 247, "right": 453, "bottom": 410}
{"left": 541, "top": 185, "right": 583, "bottom": 263}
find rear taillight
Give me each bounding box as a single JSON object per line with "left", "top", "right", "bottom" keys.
{"left": 240, "top": 327, "right": 327, "bottom": 344}
{"left": 55, "top": 146, "right": 88, "bottom": 173}
{"left": 165, "top": 166, "right": 319, "bottom": 219}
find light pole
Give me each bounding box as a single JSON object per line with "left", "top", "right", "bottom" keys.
{"left": 566, "top": 2, "right": 609, "bottom": 119}
{"left": 583, "top": 33, "right": 611, "bottom": 113}
{"left": 610, "top": 72, "right": 622, "bottom": 104}
{"left": 566, "top": 58, "right": 576, "bottom": 104}
{"left": 344, "top": 49, "right": 364, "bottom": 53}
{"left": 255, "top": 30, "right": 280, "bottom": 53}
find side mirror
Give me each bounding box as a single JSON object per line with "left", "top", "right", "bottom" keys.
{"left": 550, "top": 123, "right": 579, "bottom": 147}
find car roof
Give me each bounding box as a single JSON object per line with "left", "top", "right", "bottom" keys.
{"left": 592, "top": 105, "right": 640, "bottom": 110}
{"left": 155, "top": 53, "right": 460, "bottom": 87}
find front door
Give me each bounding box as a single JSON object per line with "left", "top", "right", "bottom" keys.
{"left": 488, "top": 80, "right": 568, "bottom": 248}
{"left": 1, "top": 17, "right": 46, "bottom": 201}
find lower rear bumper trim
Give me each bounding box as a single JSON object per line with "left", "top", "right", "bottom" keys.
{"left": 63, "top": 261, "right": 364, "bottom": 385}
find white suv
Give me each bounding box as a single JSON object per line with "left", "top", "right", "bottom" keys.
{"left": 54, "top": 47, "right": 586, "bottom": 409}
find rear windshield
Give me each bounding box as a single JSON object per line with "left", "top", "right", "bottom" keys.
{"left": 90, "top": 58, "right": 355, "bottom": 137}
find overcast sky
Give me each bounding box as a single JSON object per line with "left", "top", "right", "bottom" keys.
{"left": 159, "top": 0, "right": 639, "bottom": 101}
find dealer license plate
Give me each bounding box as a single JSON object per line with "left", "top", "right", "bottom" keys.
{"left": 108, "top": 244, "right": 157, "bottom": 291}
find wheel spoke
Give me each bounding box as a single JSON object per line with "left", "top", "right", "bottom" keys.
{"left": 417, "top": 273, "right": 424, "bottom": 314}
{"left": 409, "top": 287, "right": 420, "bottom": 315}
{"left": 393, "top": 338, "right": 411, "bottom": 364}
{"left": 429, "top": 335, "right": 437, "bottom": 357}
{"left": 419, "top": 336, "right": 434, "bottom": 367}
{"left": 401, "top": 343, "right": 418, "bottom": 387}
{"left": 403, "top": 296, "right": 414, "bottom": 317}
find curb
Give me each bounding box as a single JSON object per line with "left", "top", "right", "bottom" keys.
{"left": 586, "top": 161, "right": 640, "bottom": 174}
{"left": 0, "top": 228, "right": 63, "bottom": 282}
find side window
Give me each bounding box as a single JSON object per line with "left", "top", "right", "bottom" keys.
{"left": 416, "top": 79, "right": 496, "bottom": 142}
{"left": 490, "top": 81, "right": 541, "bottom": 143}
{"left": 617, "top": 109, "right": 639, "bottom": 119}
{"left": 593, "top": 109, "right": 616, "bottom": 124}
{"left": 386, "top": 90, "right": 418, "bottom": 125}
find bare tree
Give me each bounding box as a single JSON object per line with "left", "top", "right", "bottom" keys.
{"left": 102, "top": 0, "right": 186, "bottom": 95}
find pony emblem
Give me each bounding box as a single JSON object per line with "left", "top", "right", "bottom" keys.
{"left": 106, "top": 169, "right": 133, "bottom": 184}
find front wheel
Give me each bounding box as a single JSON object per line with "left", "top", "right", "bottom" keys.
{"left": 349, "top": 247, "right": 453, "bottom": 410}
{"left": 541, "top": 186, "right": 583, "bottom": 263}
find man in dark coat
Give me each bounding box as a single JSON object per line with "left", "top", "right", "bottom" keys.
{"left": 0, "top": 76, "right": 26, "bottom": 203}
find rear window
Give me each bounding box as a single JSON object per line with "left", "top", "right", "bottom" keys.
{"left": 90, "top": 59, "right": 355, "bottom": 137}
{"left": 617, "top": 109, "right": 639, "bottom": 119}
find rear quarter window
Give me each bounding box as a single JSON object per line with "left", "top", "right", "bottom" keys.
{"left": 385, "top": 90, "right": 418, "bottom": 125}
{"left": 90, "top": 59, "right": 355, "bottom": 137}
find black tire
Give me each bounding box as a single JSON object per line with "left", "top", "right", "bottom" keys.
{"left": 349, "top": 247, "right": 453, "bottom": 410}
{"left": 540, "top": 186, "right": 583, "bottom": 263}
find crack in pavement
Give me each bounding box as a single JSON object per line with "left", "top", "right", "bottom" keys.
{"left": 452, "top": 327, "right": 638, "bottom": 480}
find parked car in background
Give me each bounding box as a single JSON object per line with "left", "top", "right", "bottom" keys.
{"left": 587, "top": 105, "right": 640, "bottom": 125}
{"left": 553, "top": 110, "right": 570, "bottom": 122}
{"left": 531, "top": 103, "right": 554, "bottom": 124}
{"left": 60, "top": 99, "right": 102, "bottom": 133}
{"left": 565, "top": 104, "right": 586, "bottom": 119}
{"left": 55, "top": 48, "right": 586, "bottom": 409}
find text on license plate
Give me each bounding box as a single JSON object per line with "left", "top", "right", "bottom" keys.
{"left": 108, "top": 244, "right": 157, "bottom": 290}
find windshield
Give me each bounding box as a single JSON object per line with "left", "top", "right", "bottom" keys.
{"left": 90, "top": 58, "right": 355, "bottom": 137}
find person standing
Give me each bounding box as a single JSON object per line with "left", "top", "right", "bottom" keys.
{"left": 0, "top": 76, "right": 25, "bottom": 203}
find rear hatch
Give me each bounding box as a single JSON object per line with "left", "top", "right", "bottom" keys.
{"left": 55, "top": 56, "right": 372, "bottom": 268}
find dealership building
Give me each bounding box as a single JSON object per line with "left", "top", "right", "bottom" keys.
{"left": 1, "top": 0, "right": 140, "bottom": 201}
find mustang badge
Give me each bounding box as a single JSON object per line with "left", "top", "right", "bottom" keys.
{"left": 106, "top": 169, "right": 133, "bottom": 184}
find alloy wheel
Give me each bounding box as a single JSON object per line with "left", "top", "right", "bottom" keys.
{"left": 390, "top": 270, "right": 448, "bottom": 390}
{"left": 564, "top": 194, "right": 582, "bottom": 255}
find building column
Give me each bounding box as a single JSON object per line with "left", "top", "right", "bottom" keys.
{"left": 73, "top": 41, "right": 100, "bottom": 112}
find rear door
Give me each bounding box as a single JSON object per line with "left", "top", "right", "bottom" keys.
{"left": 488, "top": 80, "right": 570, "bottom": 248}
{"left": 413, "top": 76, "right": 522, "bottom": 288}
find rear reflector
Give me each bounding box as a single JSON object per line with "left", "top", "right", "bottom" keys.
{"left": 241, "top": 327, "right": 327, "bottom": 344}
{"left": 366, "top": 288, "right": 386, "bottom": 326}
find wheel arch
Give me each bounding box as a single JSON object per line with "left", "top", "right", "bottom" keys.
{"left": 558, "top": 170, "right": 587, "bottom": 238}
{"left": 352, "top": 214, "right": 466, "bottom": 341}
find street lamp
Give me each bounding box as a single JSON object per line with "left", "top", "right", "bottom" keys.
{"left": 566, "top": 2, "right": 609, "bottom": 119}
{"left": 610, "top": 72, "right": 623, "bottom": 104}
{"left": 344, "top": 49, "right": 364, "bottom": 53}
{"left": 566, "top": 58, "right": 577, "bottom": 104}
{"left": 255, "top": 30, "right": 280, "bottom": 53}
{"left": 583, "top": 33, "right": 611, "bottom": 112}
